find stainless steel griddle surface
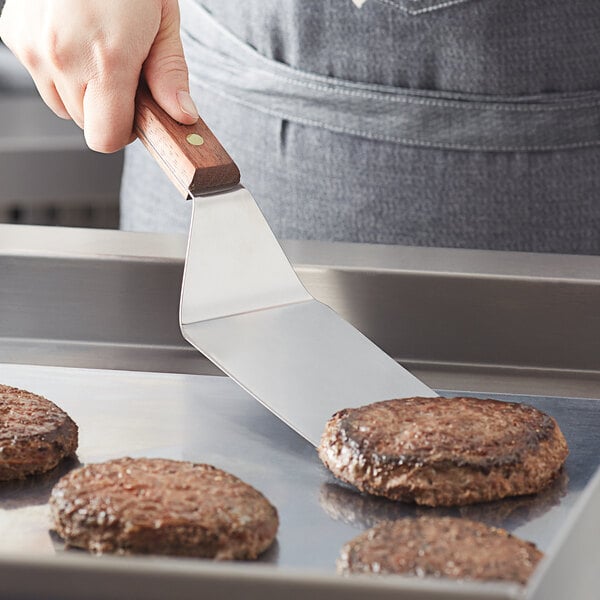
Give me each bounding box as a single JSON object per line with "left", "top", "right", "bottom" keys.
{"left": 0, "top": 363, "right": 599, "bottom": 570}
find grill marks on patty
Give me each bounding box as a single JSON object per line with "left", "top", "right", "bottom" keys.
{"left": 0, "top": 385, "right": 78, "bottom": 481}
{"left": 338, "top": 516, "right": 543, "bottom": 585}
{"left": 50, "top": 457, "right": 279, "bottom": 559}
{"left": 318, "top": 397, "right": 569, "bottom": 506}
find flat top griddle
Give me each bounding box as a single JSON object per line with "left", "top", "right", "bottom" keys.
{"left": 1, "top": 363, "right": 598, "bottom": 572}
{"left": 1, "top": 228, "right": 600, "bottom": 600}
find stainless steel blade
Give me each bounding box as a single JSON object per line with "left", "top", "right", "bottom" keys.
{"left": 180, "top": 186, "right": 436, "bottom": 446}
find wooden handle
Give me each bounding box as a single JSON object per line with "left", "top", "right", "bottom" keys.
{"left": 134, "top": 84, "right": 240, "bottom": 197}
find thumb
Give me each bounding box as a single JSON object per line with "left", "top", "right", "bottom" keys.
{"left": 143, "top": 7, "right": 198, "bottom": 124}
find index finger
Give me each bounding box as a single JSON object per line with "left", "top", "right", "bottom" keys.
{"left": 82, "top": 69, "right": 140, "bottom": 153}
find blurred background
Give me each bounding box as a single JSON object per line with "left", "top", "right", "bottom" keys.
{"left": 0, "top": 12, "right": 123, "bottom": 229}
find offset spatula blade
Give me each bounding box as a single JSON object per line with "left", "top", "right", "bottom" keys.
{"left": 180, "top": 186, "right": 435, "bottom": 445}
{"left": 135, "top": 86, "right": 436, "bottom": 446}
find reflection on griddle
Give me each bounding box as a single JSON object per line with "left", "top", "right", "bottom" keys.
{"left": 320, "top": 482, "right": 416, "bottom": 528}
{"left": 457, "top": 470, "right": 568, "bottom": 528}
{"left": 319, "top": 469, "right": 569, "bottom": 531}
{"left": 0, "top": 456, "right": 81, "bottom": 510}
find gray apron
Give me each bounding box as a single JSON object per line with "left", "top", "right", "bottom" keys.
{"left": 121, "top": 0, "right": 600, "bottom": 254}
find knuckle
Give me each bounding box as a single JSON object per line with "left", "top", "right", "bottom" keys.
{"left": 44, "top": 29, "right": 74, "bottom": 71}
{"left": 93, "top": 51, "right": 118, "bottom": 77}
{"left": 49, "top": 35, "right": 125, "bottom": 81}
{"left": 21, "top": 46, "right": 41, "bottom": 71}
{"left": 44, "top": 30, "right": 65, "bottom": 70}
{"left": 148, "top": 53, "right": 188, "bottom": 78}
{"left": 90, "top": 39, "right": 125, "bottom": 75}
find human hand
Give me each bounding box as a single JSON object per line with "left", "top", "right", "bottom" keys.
{"left": 0, "top": 0, "right": 198, "bottom": 153}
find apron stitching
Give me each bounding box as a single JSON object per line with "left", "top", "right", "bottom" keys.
{"left": 190, "top": 77, "right": 600, "bottom": 152}
{"left": 260, "top": 68, "right": 600, "bottom": 112}
{"left": 373, "top": 0, "right": 475, "bottom": 16}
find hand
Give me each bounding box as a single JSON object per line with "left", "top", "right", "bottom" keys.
{"left": 0, "top": 0, "right": 199, "bottom": 153}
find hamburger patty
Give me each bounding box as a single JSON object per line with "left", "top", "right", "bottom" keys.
{"left": 0, "top": 384, "right": 78, "bottom": 481}
{"left": 50, "top": 457, "right": 279, "bottom": 559}
{"left": 318, "top": 397, "right": 568, "bottom": 506}
{"left": 338, "top": 516, "right": 543, "bottom": 585}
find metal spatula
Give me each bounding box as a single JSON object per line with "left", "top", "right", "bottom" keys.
{"left": 134, "top": 86, "right": 436, "bottom": 446}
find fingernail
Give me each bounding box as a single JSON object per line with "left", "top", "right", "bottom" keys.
{"left": 177, "top": 90, "right": 199, "bottom": 119}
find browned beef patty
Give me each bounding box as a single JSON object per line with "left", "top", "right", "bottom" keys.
{"left": 318, "top": 397, "right": 568, "bottom": 506}
{"left": 338, "top": 516, "right": 543, "bottom": 585}
{"left": 50, "top": 457, "right": 279, "bottom": 559}
{"left": 0, "top": 384, "right": 78, "bottom": 481}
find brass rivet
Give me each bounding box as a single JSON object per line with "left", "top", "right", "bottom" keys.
{"left": 186, "top": 133, "right": 204, "bottom": 146}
